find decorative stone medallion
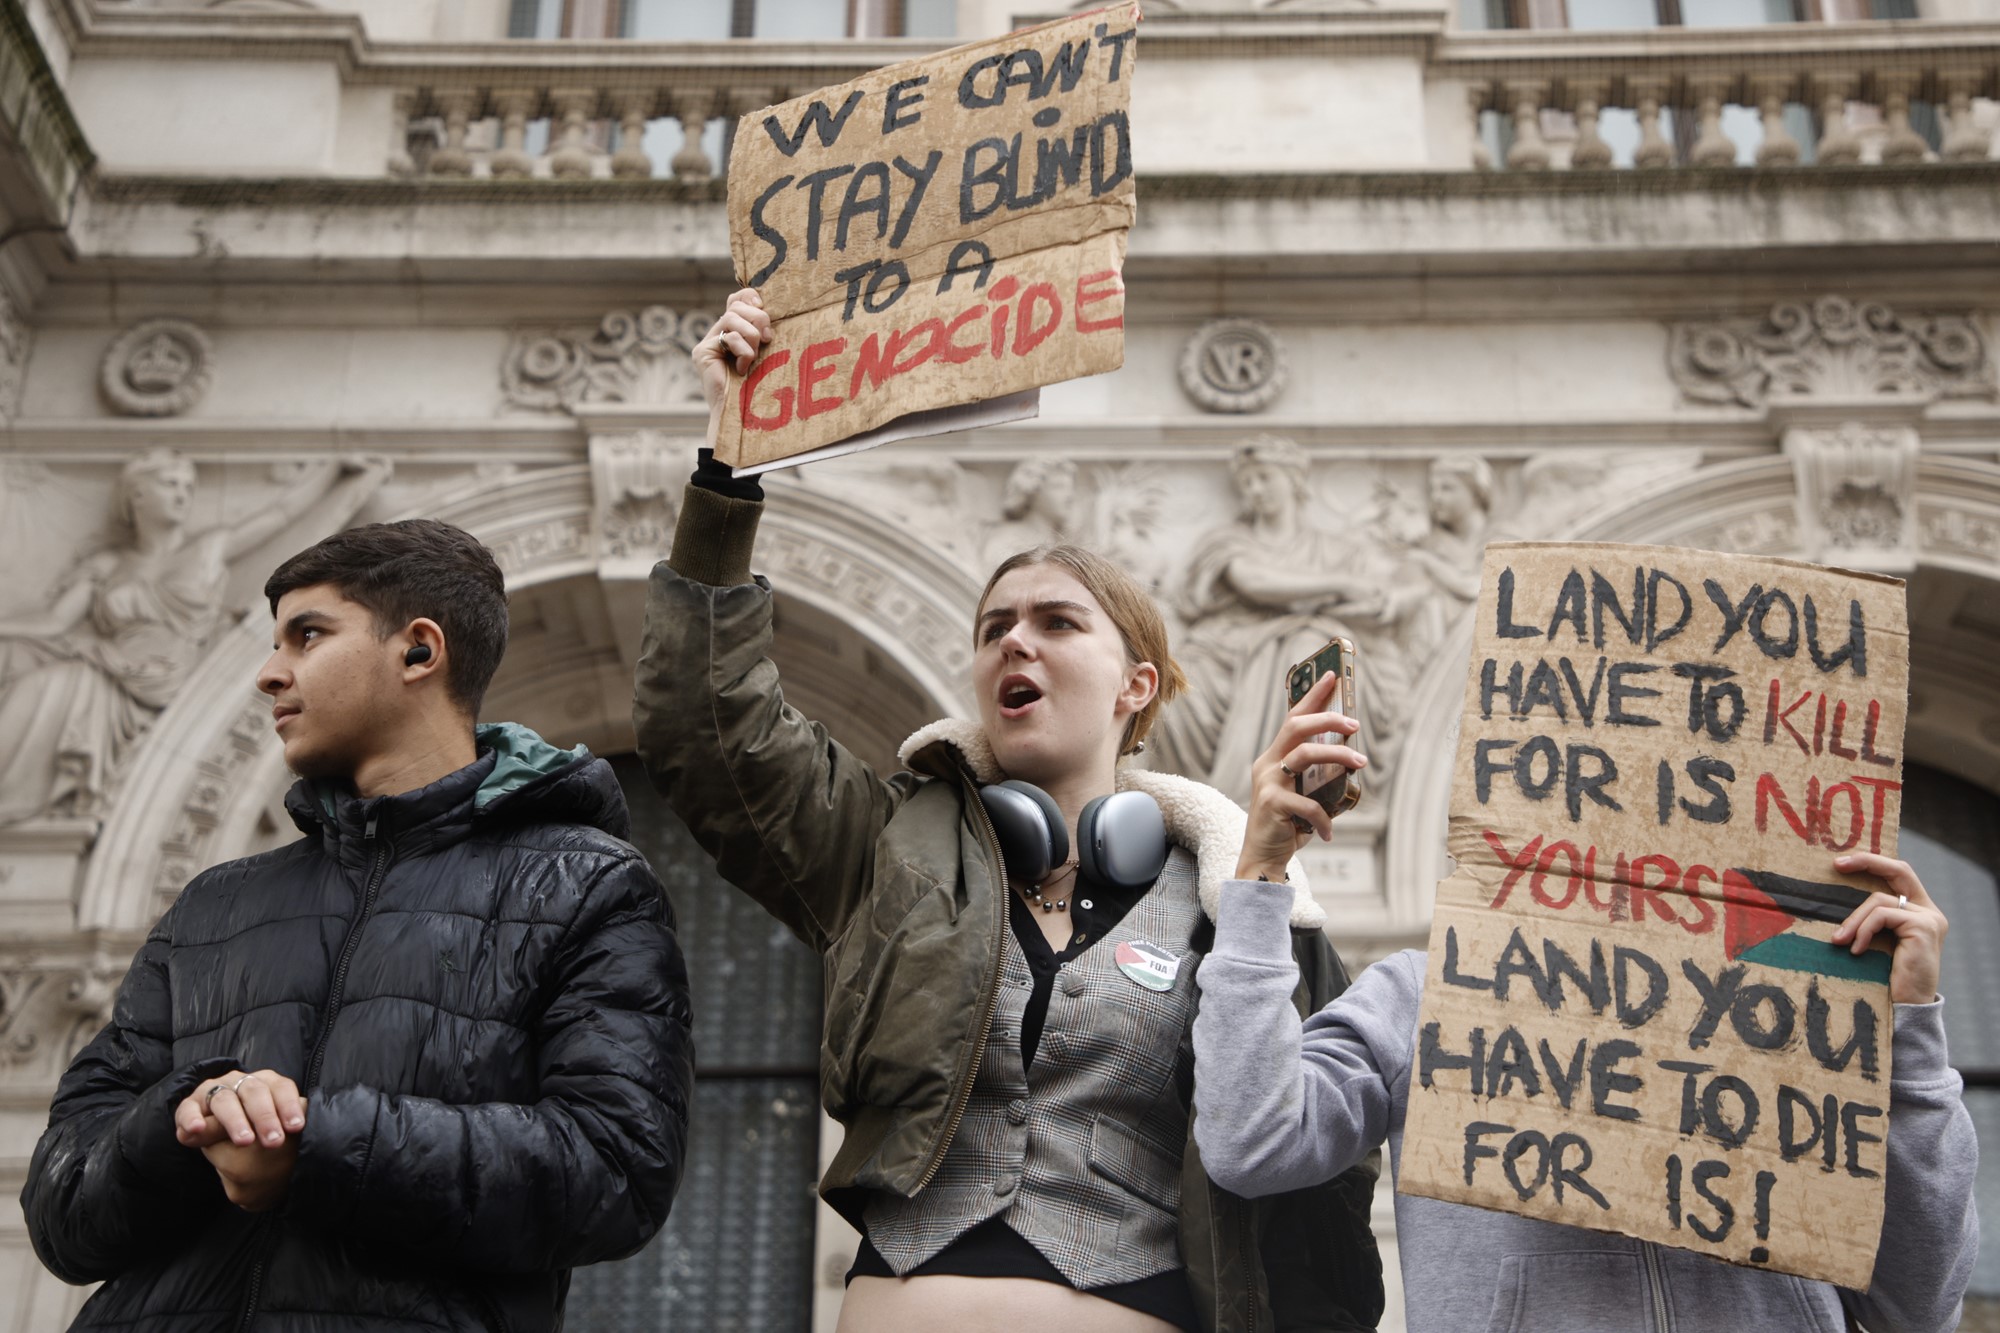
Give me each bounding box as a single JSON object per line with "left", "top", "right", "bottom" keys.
{"left": 99, "top": 317, "right": 214, "bottom": 417}
{"left": 1179, "top": 318, "right": 1287, "bottom": 414}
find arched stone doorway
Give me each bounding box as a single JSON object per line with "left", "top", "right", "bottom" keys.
{"left": 1377, "top": 449, "right": 2000, "bottom": 1319}
{"left": 39, "top": 459, "right": 988, "bottom": 1330}
{"left": 73, "top": 461, "right": 983, "bottom": 938}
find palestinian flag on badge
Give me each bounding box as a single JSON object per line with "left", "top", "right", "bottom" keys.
{"left": 1720, "top": 869, "right": 1891, "bottom": 985}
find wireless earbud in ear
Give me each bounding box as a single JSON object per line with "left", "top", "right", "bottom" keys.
{"left": 404, "top": 644, "right": 433, "bottom": 667}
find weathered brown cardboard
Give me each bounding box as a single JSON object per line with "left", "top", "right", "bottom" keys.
{"left": 716, "top": 4, "right": 1139, "bottom": 469}
{"left": 1398, "top": 541, "right": 1909, "bottom": 1289}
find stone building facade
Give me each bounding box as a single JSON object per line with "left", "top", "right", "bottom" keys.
{"left": 2, "top": 0, "right": 2000, "bottom": 1328}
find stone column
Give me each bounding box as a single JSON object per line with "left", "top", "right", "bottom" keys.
{"left": 612, "top": 92, "right": 657, "bottom": 179}
{"left": 1815, "top": 73, "right": 1862, "bottom": 166}
{"left": 1503, "top": 81, "right": 1551, "bottom": 171}
{"left": 1689, "top": 77, "right": 1737, "bottom": 167}
{"left": 1467, "top": 84, "right": 1494, "bottom": 171}
{"left": 490, "top": 90, "right": 537, "bottom": 179}
{"left": 1631, "top": 78, "right": 1675, "bottom": 169}
{"left": 670, "top": 90, "right": 721, "bottom": 181}
{"left": 428, "top": 89, "right": 477, "bottom": 177}
{"left": 1753, "top": 76, "right": 1802, "bottom": 167}
{"left": 548, "top": 88, "right": 599, "bottom": 179}
{"left": 1877, "top": 74, "right": 1930, "bottom": 165}
{"left": 1570, "top": 82, "right": 1613, "bottom": 170}
{"left": 1940, "top": 76, "right": 1991, "bottom": 162}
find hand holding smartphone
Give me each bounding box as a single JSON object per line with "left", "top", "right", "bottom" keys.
{"left": 1284, "top": 637, "right": 1361, "bottom": 819}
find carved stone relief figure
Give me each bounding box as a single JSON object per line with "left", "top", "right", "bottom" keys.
{"left": 0, "top": 451, "right": 390, "bottom": 826}
{"left": 1089, "top": 463, "right": 1169, "bottom": 593}
{"left": 1150, "top": 436, "right": 1386, "bottom": 805}
{"left": 983, "top": 457, "right": 1085, "bottom": 566}
{"left": 1357, "top": 456, "right": 1493, "bottom": 666}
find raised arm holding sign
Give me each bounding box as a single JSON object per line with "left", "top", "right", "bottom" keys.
{"left": 1189, "top": 541, "right": 1979, "bottom": 1333}
{"left": 712, "top": 3, "right": 1139, "bottom": 473}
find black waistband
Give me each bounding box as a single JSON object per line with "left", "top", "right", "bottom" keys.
{"left": 847, "top": 1217, "right": 1198, "bottom": 1330}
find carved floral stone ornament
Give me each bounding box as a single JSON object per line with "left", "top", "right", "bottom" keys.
{"left": 1669, "top": 296, "right": 1996, "bottom": 409}
{"left": 589, "top": 430, "right": 696, "bottom": 566}
{"left": 1179, "top": 318, "right": 1288, "bottom": 414}
{"left": 99, "top": 317, "right": 214, "bottom": 417}
{"left": 1782, "top": 421, "right": 1921, "bottom": 570}
{"left": 503, "top": 306, "right": 710, "bottom": 412}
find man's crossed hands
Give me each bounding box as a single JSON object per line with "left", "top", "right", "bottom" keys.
{"left": 173, "top": 1070, "right": 306, "bottom": 1213}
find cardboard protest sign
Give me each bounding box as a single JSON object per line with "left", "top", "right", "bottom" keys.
{"left": 1398, "top": 542, "right": 1908, "bottom": 1289}
{"left": 715, "top": 4, "right": 1139, "bottom": 472}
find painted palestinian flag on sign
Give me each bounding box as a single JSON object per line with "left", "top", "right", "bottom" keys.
{"left": 1720, "top": 869, "right": 1890, "bottom": 985}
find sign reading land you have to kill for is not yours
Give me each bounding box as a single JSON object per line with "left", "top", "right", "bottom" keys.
{"left": 1400, "top": 542, "right": 1909, "bottom": 1289}
{"left": 714, "top": 4, "right": 1139, "bottom": 472}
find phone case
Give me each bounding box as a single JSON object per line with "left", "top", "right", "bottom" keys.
{"left": 1285, "top": 637, "right": 1361, "bottom": 817}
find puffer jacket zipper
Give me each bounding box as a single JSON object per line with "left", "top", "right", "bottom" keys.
{"left": 306, "top": 814, "right": 395, "bottom": 1091}
{"left": 236, "top": 814, "right": 394, "bottom": 1332}
{"left": 475, "top": 1283, "right": 513, "bottom": 1333}
{"left": 1641, "top": 1241, "right": 1670, "bottom": 1331}
{"left": 912, "top": 780, "right": 1010, "bottom": 1194}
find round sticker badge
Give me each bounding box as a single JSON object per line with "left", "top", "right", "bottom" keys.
{"left": 1115, "top": 941, "right": 1180, "bottom": 992}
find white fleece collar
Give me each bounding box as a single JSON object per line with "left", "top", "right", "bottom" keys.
{"left": 897, "top": 718, "right": 1323, "bottom": 930}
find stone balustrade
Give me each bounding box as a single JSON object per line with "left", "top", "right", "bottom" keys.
{"left": 34, "top": 0, "right": 2000, "bottom": 180}
{"left": 375, "top": 54, "right": 895, "bottom": 180}
{"left": 1435, "top": 26, "right": 2000, "bottom": 169}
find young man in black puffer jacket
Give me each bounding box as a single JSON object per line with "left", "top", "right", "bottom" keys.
{"left": 22, "top": 518, "right": 694, "bottom": 1333}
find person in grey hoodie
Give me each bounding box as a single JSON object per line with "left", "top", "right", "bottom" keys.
{"left": 1192, "top": 668, "right": 1979, "bottom": 1333}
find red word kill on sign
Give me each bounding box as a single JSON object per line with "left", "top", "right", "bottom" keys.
{"left": 1762, "top": 682, "right": 1897, "bottom": 766}
{"left": 739, "top": 270, "right": 1122, "bottom": 433}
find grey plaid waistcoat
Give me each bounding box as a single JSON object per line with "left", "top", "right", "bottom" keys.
{"left": 864, "top": 845, "right": 1202, "bottom": 1288}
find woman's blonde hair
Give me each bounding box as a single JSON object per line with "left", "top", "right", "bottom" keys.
{"left": 977, "top": 543, "right": 1187, "bottom": 754}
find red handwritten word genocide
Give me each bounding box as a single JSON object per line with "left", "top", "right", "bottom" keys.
{"left": 738, "top": 269, "right": 1122, "bottom": 432}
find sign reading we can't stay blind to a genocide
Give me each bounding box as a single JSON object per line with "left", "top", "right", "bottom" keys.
{"left": 1399, "top": 541, "right": 1909, "bottom": 1289}
{"left": 714, "top": 4, "right": 1138, "bottom": 471}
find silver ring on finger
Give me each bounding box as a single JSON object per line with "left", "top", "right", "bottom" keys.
{"left": 230, "top": 1074, "right": 257, "bottom": 1095}
{"left": 204, "top": 1082, "right": 226, "bottom": 1110}
{"left": 1898, "top": 894, "right": 1909, "bottom": 909}
{"left": 1278, "top": 761, "right": 1297, "bottom": 779}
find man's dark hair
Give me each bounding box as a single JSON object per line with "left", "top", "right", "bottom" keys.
{"left": 265, "top": 518, "right": 509, "bottom": 716}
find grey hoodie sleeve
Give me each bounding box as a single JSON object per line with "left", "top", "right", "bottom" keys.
{"left": 1841, "top": 997, "right": 1979, "bottom": 1333}
{"left": 1193, "top": 879, "right": 1422, "bottom": 1198}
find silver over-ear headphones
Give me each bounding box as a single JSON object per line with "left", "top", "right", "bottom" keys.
{"left": 977, "top": 780, "right": 1167, "bottom": 892}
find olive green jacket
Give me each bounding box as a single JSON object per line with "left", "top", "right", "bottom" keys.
{"left": 633, "top": 483, "right": 1383, "bottom": 1332}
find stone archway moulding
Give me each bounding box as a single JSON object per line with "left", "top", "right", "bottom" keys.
{"left": 75, "top": 464, "right": 982, "bottom": 936}
{"left": 1380, "top": 452, "right": 2000, "bottom": 942}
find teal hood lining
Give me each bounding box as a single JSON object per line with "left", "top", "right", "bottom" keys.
{"left": 473, "top": 721, "right": 592, "bottom": 809}
{"left": 308, "top": 722, "right": 591, "bottom": 819}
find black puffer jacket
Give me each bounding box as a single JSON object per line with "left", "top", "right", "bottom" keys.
{"left": 22, "top": 724, "right": 693, "bottom": 1332}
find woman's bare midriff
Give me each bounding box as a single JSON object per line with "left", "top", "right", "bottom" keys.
{"left": 836, "top": 1275, "right": 1183, "bottom": 1333}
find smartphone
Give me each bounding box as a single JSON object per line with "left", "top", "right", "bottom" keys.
{"left": 1284, "top": 637, "right": 1361, "bottom": 818}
